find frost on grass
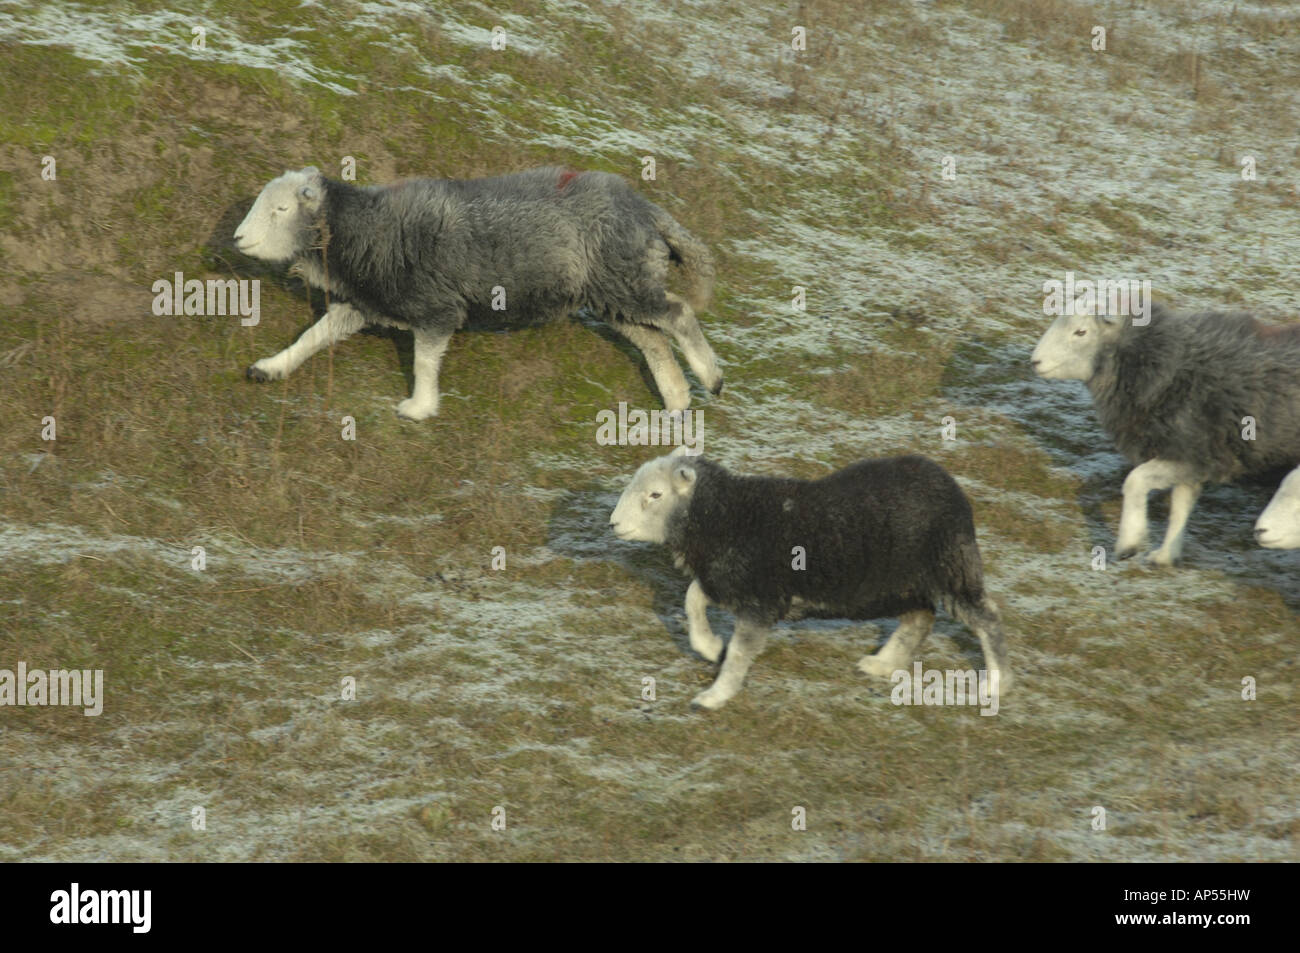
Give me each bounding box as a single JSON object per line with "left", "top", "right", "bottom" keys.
{"left": 3, "top": 0, "right": 1299, "bottom": 862}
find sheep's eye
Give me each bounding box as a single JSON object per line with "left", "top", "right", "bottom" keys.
{"left": 1073, "top": 328, "right": 1087, "bottom": 336}
{"left": 276, "top": 206, "right": 289, "bottom": 212}
{"left": 649, "top": 491, "right": 662, "bottom": 500}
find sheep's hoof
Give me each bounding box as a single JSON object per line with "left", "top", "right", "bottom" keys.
{"left": 246, "top": 363, "right": 278, "bottom": 382}
{"left": 395, "top": 398, "right": 438, "bottom": 422}
{"left": 709, "top": 379, "right": 723, "bottom": 396}
{"left": 1115, "top": 546, "right": 1138, "bottom": 561}
{"left": 690, "top": 689, "right": 729, "bottom": 711}
{"left": 857, "top": 655, "right": 904, "bottom": 678}
{"left": 1143, "top": 549, "right": 1177, "bottom": 568}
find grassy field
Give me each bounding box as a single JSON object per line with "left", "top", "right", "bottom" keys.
{"left": 0, "top": 0, "right": 1297, "bottom": 861}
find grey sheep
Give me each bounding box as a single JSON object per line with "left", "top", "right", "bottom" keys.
{"left": 233, "top": 166, "right": 723, "bottom": 420}
{"left": 1031, "top": 302, "right": 1300, "bottom": 564}
{"left": 609, "top": 450, "right": 1010, "bottom": 709}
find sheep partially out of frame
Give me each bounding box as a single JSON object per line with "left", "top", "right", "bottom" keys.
{"left": 609, "top": 450, "right": 1010, "bottom": 710}
{"left": 1255, "top": 465, "right": 1300, "bottom": 549}
{"left": 1032, "top": 303, "right": 1300, "bottom": 565}
{"left": 233, "top": 166, "right": 723, "bottom": 420}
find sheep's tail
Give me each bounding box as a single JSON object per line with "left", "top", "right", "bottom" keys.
{"left": 651, "top": 206, "right": 715, "bottom": 312}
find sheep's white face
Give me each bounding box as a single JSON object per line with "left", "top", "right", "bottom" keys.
{"left": 1031, "top": 310, "right": 1121, "bottom": 381}
{"left": 234, "top": 167, "right": 323, "bottom": 262}
{"left": 610, "top": 451, "right": 698, "bottom": 544}
{"left": 1255, "top": 466, "right": 1300, "bottom": 549}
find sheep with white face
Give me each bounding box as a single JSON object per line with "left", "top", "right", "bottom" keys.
{"left": 233, "top": 165, "right": 724, "bottom": 423}
{"left": 234, "top": 168, "right": 322, "bottom": 263}
{"left": 611, "top": 449, "right": 1009, "bottom": 710}
{"left": 1032, "top": 303, "right": 1300, "bottom": 566}
{"left": 609, "top": 451, "right": 696, "bottom": 546}
{"left": 1030, "top": 308, "right": 1124, "bottom": 381}
{"left": 1255, "top": 465, "right": 1300, "bottom": 549}
{"left": 611, "top": 451, "right": 727, "bottom": 668}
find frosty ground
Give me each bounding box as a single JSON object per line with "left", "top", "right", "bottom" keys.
{"left": 0, "top": 0, "right": 1296, "bottom": 860}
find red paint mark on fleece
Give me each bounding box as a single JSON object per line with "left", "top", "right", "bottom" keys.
{"left": 1253, "top": 318, "right": 1300, "bottom": 342}
{"left": 557, "top": 169, "right": 581, "bottom": 190}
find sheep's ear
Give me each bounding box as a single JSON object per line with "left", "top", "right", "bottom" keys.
{"left": 671, "top": 464, "right": 696, "bottom": 492}
{"left": 1097, "top": 313, "right": 1124, "bottom": 334}
{"left": 296, "top": 167, "right": 324, "bottom": 206}
{"left": 670, "top": 445, "right": 692, "bottom": 458}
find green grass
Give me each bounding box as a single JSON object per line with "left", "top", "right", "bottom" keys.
{"left": 0, "top": 0, "right": 1297, "bottom": 862}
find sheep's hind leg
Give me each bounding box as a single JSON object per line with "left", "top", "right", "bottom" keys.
{"left": 1148, "top": 478, "right": 1203, "bottom": 566}
{"left": 247, "top": 302, "right": 365, "bottom": 381}
{"left": 396, "top": 327, "right": 453, "bottom": 421}
{"left": 685, "top": 579, "right": 723, "bottom": 662}
{"left": 958, "top": 596, "right": 1011, "bottom": 693}
{"left": 613, "top": 320, "right": 691, "bottom": 412}
{"left": 662, "top": 294, "right": 723, "bottom": 396}
{"left": 858, "top": 609, "right": 933, "bottom": 678}
{"left": 691, "top": 618, "right": 768, "bottom": 710}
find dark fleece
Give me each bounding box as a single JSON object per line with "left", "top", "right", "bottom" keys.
{"left": 665, "top": 455, "right": 989, "bottom": 625}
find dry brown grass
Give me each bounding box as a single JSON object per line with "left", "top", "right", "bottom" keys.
{"left": 0, "top": 0, "right": 1297, "bottom": 863}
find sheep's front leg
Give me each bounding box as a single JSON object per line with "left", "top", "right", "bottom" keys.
{"left": 396, "top": 327, "right": 453, "bottom": 421}
{"left": 684, "top": 579, "right": 722, "bottom": 662}
{"left": 691, "top": 618, "right": 768, "bottom": 710}
{"left": 1115, "top": 461, "right": 1157, "bottom": 558}
{"left": 858, "top": 609, "right": 934, "bottom": 677}
{"left": 247, "top": 302, "right": 366, "bottom": 381}
{"left": 1115, "top": 458, "right": 1201, "bottom": 565}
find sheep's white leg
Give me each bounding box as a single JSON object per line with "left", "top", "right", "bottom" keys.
{"left": 1116, "top": 462, "right": 1157, "bottom": 558}
{"left": 691, "top": 619, "right": 768, "bottom": 710}
{"left": 858, "top": 609, "right": 934, "bottom": 677}
{"left": 684, "top": 579, "right": 722, "bottom": 662}
{"left": 1115, "top": 459, "right": 1201, "bottom": 565}
{"left": 248, "top": 302, "right": 366, "bottom": 381}
{"left": 1148, "top": 479, "right": 1203, "bottom": 566}
{"left": 396, "top": 327, "right": 453, "bottom": 421}
{"left": 969, "top": 597, "right": 1011, "bottom": 692}
{"left": 614, "top": 321, "right": 690, "bottom": 412}
{"left": 662, "top": 294, "right": 723, "bottom": 396}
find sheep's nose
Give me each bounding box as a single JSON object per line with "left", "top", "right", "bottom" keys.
{"left": 1254, "top": 527, "right": 1265, "bottom": 541}
{"left": 1030, "top": 358, "right": 1040, "bottom": 368}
